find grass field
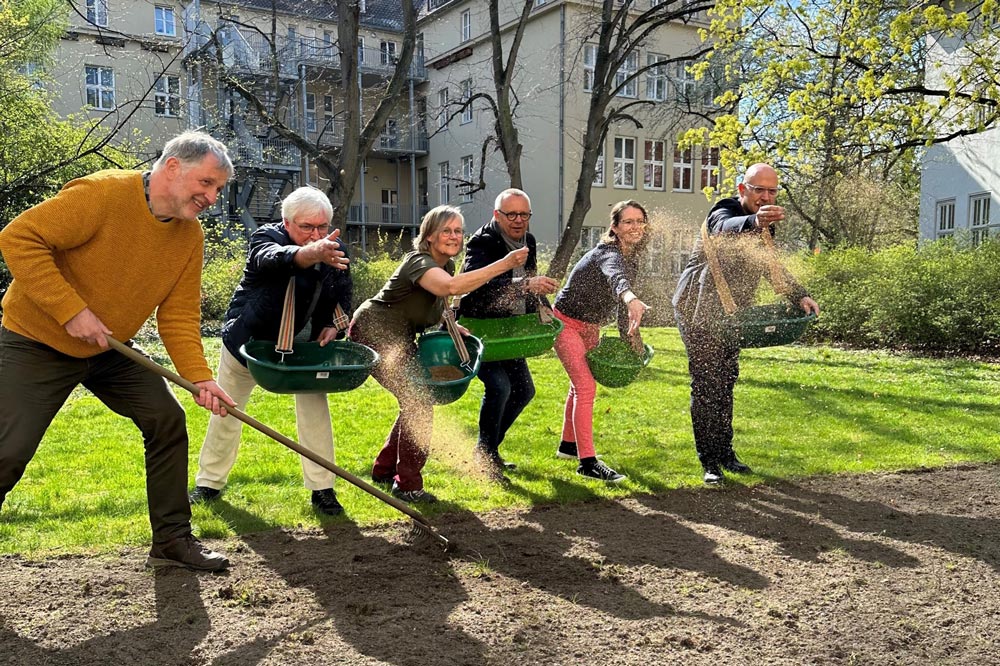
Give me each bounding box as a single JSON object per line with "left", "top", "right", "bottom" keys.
{"left": 2, "top": 327, "right": 999, "bottom": 557}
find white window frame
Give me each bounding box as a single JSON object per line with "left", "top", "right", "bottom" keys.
{"left": 358, "top": 36, "right": 366, "bottom": 64}
{"left": 85, "top": 65, "right": 115, "bottom": 110}
{"left": 674, "top": 61, "right": 696, "bottom": 102}
{"left": 380, "top": 40, "right": 397, "bottom": 65}
{"left": 87, "top": 0, "right": 108, "bottom": 27}
{"left": 613, "top": 136, "right": 636, "bottom": 188}
{"left": 323, "top": 95, "right": 335, "bottom": 134}
{"left": 593, "top": 142, "right": 605, "bottom": 187}
{"left": 461, "top": 155, "right": 474, "bottom": 203}
{"left": 437, "top": 88, "right": 449, "bottom": 130}
{"left": 305, "top": 92, "right": 317, "bottom": 132}
{"left": 646, "top": 53, "right": 668, "bottom": 102}
{"left": 461, "top": 9, "right": 472, "bottom": 42}
{"left": 701, "top": 146, "right": 720, "bottom": 190}
{"left": 935, "top": 199, "right": 955, "bottom": 239}
{"left": 154, "top": 74, "right": 181, "bottom": 117}
{"left": 615, "top": 51, "right": 638, "bottom": 98}
{"left": 672, "top": 146, "right": 694, "bottom": 192}
{"left": 643, "top": 139, "right": 665, "bottom": 191}
{"left": 460, "top": 79, "right": 473, "bottom": 124}
{"left": 380, "top": 118, "right": 399, "bottom": 148}
{"left": 154, "top": 6, "right": 175, "bottom": 36}
{"left": 583, "top": 44, "right": 597, "bottom": 93}
{"left": 970, "top": 192, "right": 993, "bottom": 246}
{"left": 438, "top": 162, "right": 450, "bottom": 204}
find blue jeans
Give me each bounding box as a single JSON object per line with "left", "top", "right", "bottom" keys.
{"left": 476, "top": 359, "right": 535, "bottom": 455}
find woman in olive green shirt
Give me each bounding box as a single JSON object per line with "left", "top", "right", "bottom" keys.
{"left": 350, "top": 205, "right": 527, "bottom": 503}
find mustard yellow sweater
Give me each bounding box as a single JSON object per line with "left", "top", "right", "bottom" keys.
{"left": 0, "top": 170, "right": 213, "bottom": 382}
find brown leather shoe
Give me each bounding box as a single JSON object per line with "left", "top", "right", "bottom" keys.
{"left": 146, "top": 534, "right": 230, "bottom": 571}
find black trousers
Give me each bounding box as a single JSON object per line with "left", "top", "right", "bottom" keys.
{"left": 476, "top": 358, "right": 535, "bottom": 455}
{"left": 0, "top": 327, "right": 192, "bottom": 542}
{"left": 675, "top": 314, "right": 742, "bottom": 468}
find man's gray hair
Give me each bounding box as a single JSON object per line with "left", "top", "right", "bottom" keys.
{"left": 152, "top": 130, "right": 234, "bottom": 178}
{"left": 494, "top": 188, "right": 531, "bottom": 211}
{"left": 282, "top": 186, "right": 333, "bottom": 223}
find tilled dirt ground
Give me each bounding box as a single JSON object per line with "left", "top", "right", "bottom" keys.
{"left": 2, "top": 464, "right": 999, "bottom": 666}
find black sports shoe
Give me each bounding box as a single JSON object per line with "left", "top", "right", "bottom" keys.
{"left": 474, "top": 446, "right": 513, "bottom": 484}
{"left": 146, "top": 534, "right": 230, "bottom": 571}
{"left": 556, "top": 441, "right": 601, "bottom": 460}
{"left": 576, "top": 459, "right": 626, "bottom": 483}
{"left": 311, "top": 488, "right": 344, "bottom": 516}
{"left": 391, "top": 483, "right": 438, "bottom": 504}
{"left": 703, "top": 464, "right": 724, "bottom": 485}
{"left": 720, "top": 456, "right": 753, "bottom": 474}
{"left": 188, "top": 485, "right": 221, "bottom": 504}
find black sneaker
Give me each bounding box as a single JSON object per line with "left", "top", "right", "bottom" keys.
{"left": 474, "top": 447, "right": 513, "bottom": 484}
{"left": 576, "top": 459, "right": 626, "bottom": 483}
{"left": 556, "top": 440, "right": 577, "bottom": 459}
{"left": 703, "top": 464, "right": 724, "bottom": 485}
{"left": 720, "top": 456, "right": 753, "bottom": 474}
{"left": 146, "top": 534, "right": 230, "bottom": 571}
{"left": 188, "top": 485, "right": 221, "bottom": 504}
{"left": 311, "top": 488, "right": 344, "bottom": 516}
{"left": 391, "top": 483, "right": 438, "bottom": 504}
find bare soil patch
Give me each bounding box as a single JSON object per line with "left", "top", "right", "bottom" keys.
{"left": 2, "top": 464, "right": 999, "bottom": 665}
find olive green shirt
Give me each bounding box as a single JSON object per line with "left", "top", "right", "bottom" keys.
{"left": 356, "top": 251, "right": 454, "bottom": 341}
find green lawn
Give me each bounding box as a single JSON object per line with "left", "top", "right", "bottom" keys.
{"left": 2, "top": 328, "right": 999, "bottom": 557}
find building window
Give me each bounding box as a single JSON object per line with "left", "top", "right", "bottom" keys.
{"left": 613, "top": 137, "right": 636, "bottom": 188}
{"left": 380, "top": 118, "right": 399, "bottom": 148}
{"left": 87, "top": 0, "right": 108, "bottom": 27}
{"left": 461, "top": 155, "right": 474, "bottom": 203}
{"left": 437, "top": 88, "right": 449, "bottom": 129}
{"left": 615, "top": 51, "right": 638, "bottom": 98}
{"left": 646, "top": 53, "right": 668, "bottom": 101}
{"left": 970, "top": 193, "right": 993, "bottom": 246}
{"left": 305, "top": 92, "right": 317, "bottom": 132}
{"left": 17, "top": 62, "right": 45, "bottom": 90}
{"left": 323, "top": 30, "right": 334, "bottom": 57}
{"left": 701, "top": 146, "right": 720, "bottom": 190}
{"left": 380, "top": 40, "right": 396, "bottom": 65}
{"left": 85, "top": 65, "right": 115, "bottom": 110}
{"left": 154, "top": 6, "right": 175, "bottom": 36}
{"left": 583, "top": 44, "right": 597, "bottom": 93}
{"left": 643, "top": 139, "right": 665, "bottom": 191}
{"left": 936, "top": 200, "right": 955, "bottom": 239}
{"left": 323, "top": 95, "right": 335, "bottom": 134}
{"left": 359, "top": 0, "right": 366, "bottom": 12}
{"left": 358, "top": 36, "right": 365, "bottom": 64}
{"left": 674, "top": 61, "right": 696, "bottom": 103}
{"left": 593, "top": 142, "right": 605, "bottom": 187}
{"left": 672, "top": 146, "right": 694, "bottom": 191}
{"left": 154, "top": 75, "right": 180, "bottom": 117}
{"left": 461, "top": 9, "right": 472, "bottom": 42}
{"left": 460, "top": 79, "right": 473, "bottom": 124}
{"left": 438, "top": 162, "right": 450, "bottom": 204}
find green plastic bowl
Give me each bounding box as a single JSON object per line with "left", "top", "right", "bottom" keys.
{"left": 240, "top": 340, "right": 379, "bottom": 394}
{"left": 722, "top": 303, "right": 817, "bottom": 348}
{"left": 457, "top": 314, "right": 564, "bottom": 362}
{"left": 586, "top": 336, "right": 654, "bottom": 388}
{"left": 415, "top": 331, "right": 483, "bottom": 405}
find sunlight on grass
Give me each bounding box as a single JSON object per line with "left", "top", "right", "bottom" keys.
{"left": 3, "top": 330, "right": 1000, "bottom": 557}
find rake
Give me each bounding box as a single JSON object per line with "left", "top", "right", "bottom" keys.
{"left": 107, "top": 337, "right": 454, "bottom": 552}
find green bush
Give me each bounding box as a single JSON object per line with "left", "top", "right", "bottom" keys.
{"left": 350, "top": 253, "right": 399, "bottom": 310}
{"left": 799, "top": 238, "right": 1000, "bottom": 353}
{"left": 201, "top": 235, "right": 247, "bottom": 328}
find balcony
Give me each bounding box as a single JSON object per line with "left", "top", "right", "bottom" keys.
{"left": 347, "top": 203, "right": 430, "bottom": 228}
{"left": 314, "top": 122, "right": 429, "bottom": 156}
{"left": 215, "top": 130, "right": 301, "bottom": 171}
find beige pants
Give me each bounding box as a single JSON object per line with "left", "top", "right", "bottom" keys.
{"left": 195, "top": 346, "right": 335, "bottom": 491}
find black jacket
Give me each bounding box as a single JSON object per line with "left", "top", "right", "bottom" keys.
{"left": 672, "top": 196, "right": 807, "bottom": 327}
{"left": 457, "top": 219, "right": 539, "bottom": 318}
{"left": 222, "top": 222, "right": 352, "bottom": 364}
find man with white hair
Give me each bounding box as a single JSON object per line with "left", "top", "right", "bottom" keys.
{"left": 458, "top": 188, "right": 559, "bottom": 483}
{"left": 189, "top": 186, "right": 352, "bottom": 516}
{"left": 0, "top": 130, "right": 235, "bottom": 571}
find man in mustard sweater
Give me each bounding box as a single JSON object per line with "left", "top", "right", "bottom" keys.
{"left": 0, "top": 131, "right": 235, "bottom": 571}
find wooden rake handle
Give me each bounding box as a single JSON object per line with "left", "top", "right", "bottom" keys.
{"left": 106, "top": 337, "right": 451, "bottom": 549}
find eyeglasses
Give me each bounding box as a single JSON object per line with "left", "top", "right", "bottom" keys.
{"left": 742, "top": 182, "right": 780, "bottom": 197}
{"left": 294, "top": 222, "right": 331, "bottom": 234}
{"left": 438, "top": 227, "right": 465, "bottom": 237}
{"left": 618, "top": 218, "right": 647, "bottom": 227}
{"left": 497, "top": 210, "right": 532, "bottom": 221}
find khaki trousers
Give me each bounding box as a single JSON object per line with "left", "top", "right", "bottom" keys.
{"left": 195, "top": 346, "right": 335, "bottom": 491}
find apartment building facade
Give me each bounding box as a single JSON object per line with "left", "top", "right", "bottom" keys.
{"left": 38, "top": 0, "right": 717, "bottom": 266}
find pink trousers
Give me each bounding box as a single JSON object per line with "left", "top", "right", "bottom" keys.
{"left": 553, "top": 308, "right": 600, "bottom": 459}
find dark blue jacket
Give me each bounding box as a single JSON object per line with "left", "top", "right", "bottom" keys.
{"left": 222, "top": 222, "right": 352, "bottom": 365}
{"left": 554, "top": 241, "right": 638, "bottom": 335}
{"left": 457, "top": 219, "right": 539, "bottom": 318}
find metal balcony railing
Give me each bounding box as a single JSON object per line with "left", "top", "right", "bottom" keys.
{"left": 346, "top": 203, "right": 430, "bottom": 228}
